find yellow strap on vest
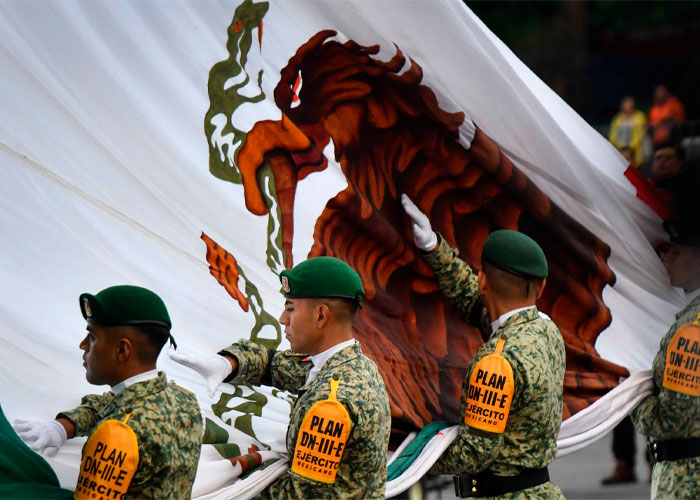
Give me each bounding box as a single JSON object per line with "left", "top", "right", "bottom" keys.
{"left": 291, "top": 376, "right": 352, "bottom": 484}
{"left": 329, "top": 377, "right": 340, "bottom": 401}
{"left": 493, "top": 338, "right": 506, "bottom": 356}
{"left": 74, "top": 418, "right": 139, "bottom": 500}
{"left": 463, "top": 338, "right": 514, "bottom": 434}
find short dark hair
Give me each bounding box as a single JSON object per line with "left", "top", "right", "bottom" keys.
{"left": 483, "top": 262, "right": 542, "bottom": 301}
{"left": 655, "top": 144, "right": 685, "bottom": 163}
{"left": 310, "top": 297, "right": 360, "bottom": 321}
{"left": 131, "top": 324, "right": 170, "bottom": 363}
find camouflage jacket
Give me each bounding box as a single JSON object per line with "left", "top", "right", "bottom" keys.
{"left": 424, "top": 236, "right": 566, "bottom": 477}
{"left": 58, "top": 372, "right": 203, "bottom": 499}
{"left": 220, "top": 339, "right": 391, "bottom": 499}
{"left": 631, "top": 293, "right": 700, "bottom": 441}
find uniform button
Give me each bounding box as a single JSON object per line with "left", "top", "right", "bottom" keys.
{"left": 472, "top": 479, "right": 477, "bottom": 485}
{"left": 653, "top": 443, "right": 657, "bottom": 450}
{"left": 472, "top": 486, "right": 477, "bottom": 493}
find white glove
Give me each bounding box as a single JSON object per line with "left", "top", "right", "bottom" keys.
{"left": 13, "top": 419, "right": 67, "bottom": 457}
{"left": 401, "top": 194, "right": 438, "bottom": 251}
{"left": 168, "top": 350, "right": 233, "bottom": 398}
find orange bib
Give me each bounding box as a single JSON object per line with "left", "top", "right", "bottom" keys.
{"left": 663, "top": 317, "right": 700, "bottom": 396}
{"left": 74, "top": 415, "right": 139, "bottom": 500}
{"left": 291, "top": 377, "right": 352, "bottom": 484}
{"left": 463, "top": 338, "right": 514, "bottom": 433}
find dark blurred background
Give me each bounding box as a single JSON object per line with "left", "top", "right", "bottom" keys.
{"left": 468, "top": 1, "right": 700, "bottom": 129}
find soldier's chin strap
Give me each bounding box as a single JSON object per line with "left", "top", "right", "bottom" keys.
{"left": 169, "top": 334, "right": 178, "bottom": 350}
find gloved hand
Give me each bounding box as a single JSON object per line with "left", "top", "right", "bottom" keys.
{"left": 13, "top": 419, "right": 68, "bottom": 457}
{"left": 401, "top": 194, "right": 438, "bottom": 251}
{"left": 168, "top": 350, "right": 233, "bottom": 398}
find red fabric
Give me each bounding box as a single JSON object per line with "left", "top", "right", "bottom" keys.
{"left": 623, "top": 165, "right": 674, "bottom": 220}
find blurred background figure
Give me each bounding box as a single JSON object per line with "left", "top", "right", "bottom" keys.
{"left": 601, "top": 416, "right": 638, "bottom": 485}
{"left": 621, "top": 145, "right": 675, "bottom": 221}
{"left": 619, "top": 146, "right": 635, "bottom": 165}
{"left": 650, "top": 145, "right": 686, "bottom": 203}
{"left": 649, "top": 85, "right": 686, "bottom": 148}
{"left": 609, "top": 96, "right": 647, "bottom": 165}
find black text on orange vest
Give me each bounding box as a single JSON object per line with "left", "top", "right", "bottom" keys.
{"left": 468, "top": 368, "right": 510, "bottom": 408}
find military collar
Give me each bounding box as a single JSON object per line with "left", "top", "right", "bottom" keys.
{"left": 302, "top": 342, "right": 362, "bottom": 388}
{"left": 112, "top": 369, "right": 159, "bottom": 395}
{"left": 306, "top": 339, "right": 357, "bottom": 385}
{"left": 110, "top": 371, "right": 167, "bottom": 407}
{"left": 490, "top": 306, "right": 535, "bottom": 336}
{"left": 493, "top": 307, "right": 540, "bottom": 337}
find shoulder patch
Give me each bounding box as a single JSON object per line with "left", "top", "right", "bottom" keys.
{"left": 663, "top": 322, "right": 700, "bottom": 396}
{"left": 74, "top": 416, "right": 139, "bottom": 500}
{"left": 291, "top": 377, "right": 352, "bottom": 483}
{"left": 463, "top": 338, "right": 514, "bottom": 433}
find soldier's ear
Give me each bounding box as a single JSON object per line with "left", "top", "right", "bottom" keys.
{"left": 478, "top": 269, "right": 488, "bottom": 295}
{"left": 316, "top": 303, "right": 331, "bottom": 328}
{"left": 116, "top": 337, "right": 133, "bottom": 364}
{"left": 535, "top": 278, "right": 546, "bottom": 300}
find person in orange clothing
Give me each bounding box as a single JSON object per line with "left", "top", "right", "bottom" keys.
{"left": 609, "top": 97, "right": 647, "bottom": 165}
{"left": 649, "top": 85, "right": 686, "bottom": 147}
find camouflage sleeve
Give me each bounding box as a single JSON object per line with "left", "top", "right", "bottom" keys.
{"left": 429, "top": 337, "right": 534, "bottom": 476}
{"left": 429, "top": 346, "right": 505, "bottom": 475}
{"left": 270, "top": 350, "right": 313, "bottom": 393}
{"left": 56, "top": 392, "right": 114, "bottom": 437}
{"left": 220, "top": 339, "right": 272, "bottom": 385}
{"left": 220, "top": 339, "right": 310, "bottom": 393}
{"left": 428, "top": 426, "right": 503, "bottom": 475}
{"left": 264, "top": 376, "right": 388, "bottom": 500}
{"left": 631, "top": 326, "right": 698, "bottom": 440}
{"left": 262, "top": 383, "right": 352, "bottom": 499}
{"left": 263, "top": 469, "right": 333, "bottom": 499}
{"left": 124, "top": 415, "right": 167, "bottom": 493}
{"left": 505, "top": 343, "right": 534, "bottom": 413}
{"left": 422, "top": 234, "right": 489, "bottom": 332}
{"left": 631, "top": 389, "right": 696, "bottom": 440}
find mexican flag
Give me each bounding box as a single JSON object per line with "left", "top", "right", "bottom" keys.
{"left": 0, "top": 0, "right": 679, "bottom": 497}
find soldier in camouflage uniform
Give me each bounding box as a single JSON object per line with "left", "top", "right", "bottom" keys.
{"left": 171, "top": 256, "right": 391, "bottom": 499}
{"left": 631, "top": 217, "right": 700, "bottom": 499}
{"left": 402, "top": 195, "right": 566, "bottom": 499}
{"left": 14, "top": 285, "right": 203, "bottom": 499}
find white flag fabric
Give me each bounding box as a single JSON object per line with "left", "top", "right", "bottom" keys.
{"left": 0, "top": 0, "right": 682, "bottom": 497}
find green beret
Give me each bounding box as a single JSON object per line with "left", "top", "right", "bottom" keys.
{"left": 280, "top": 257, "right": 364, "bottom": 301}
{"left": 482, "top": 230, "right": 548, "bottom": 279}
{"left": 79, "top": 285, "right": 171, "bottom": 328}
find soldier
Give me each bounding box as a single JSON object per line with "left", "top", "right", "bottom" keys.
{"left": 401, "top": 195, "right": 566, "bottom": 499}
{"left": 631, "top": 216, "right": 700, "bottom": 499}
{"left": 170, "top": 256, "right": 391, "bottom": 499}
{"left": 13, "top": 285, "right": 203, "bottom": 499}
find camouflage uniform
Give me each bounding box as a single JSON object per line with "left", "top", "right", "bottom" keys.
{"left": 425, "top": 236, "right": 566, "bottom": 499}
{"left": 631, "top": 294, "right": 700, "bottom": 499}
{"left": 58, "top": 372, "right": 203, "bottom": 499}
{"left": 220, "top": 339, "right": 391, "bottom": 499}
